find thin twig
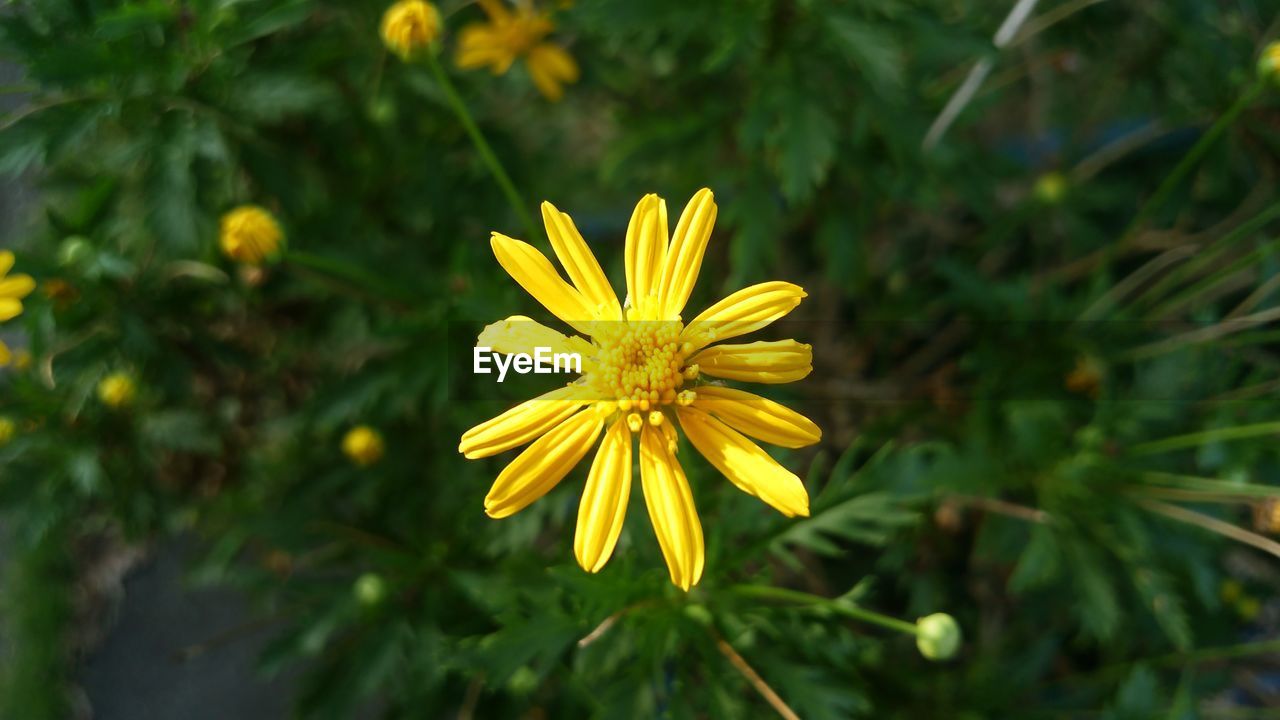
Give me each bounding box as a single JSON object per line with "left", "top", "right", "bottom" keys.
{"left": 1123, "top": 306, "right": 1280, "bottom": 360}
{"left": 922, "top": 0, "right": 1043, "bottom": 150}
{"left": 712, "top": 629, "right": 802, "bottom": 720}
{"left": 948, "top": 494, "right": 1050, "bottom": 524}
{"left": 1138, "top": 498, "right": 1280, "bottom": 560}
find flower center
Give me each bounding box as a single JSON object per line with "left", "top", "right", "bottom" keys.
{"left": 591, "top": 321, "right": 695, "bottom": 411}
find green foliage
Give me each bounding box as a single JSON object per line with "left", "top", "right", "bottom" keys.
{"left": 2, "top": 0, "right": 1279, "bottom": 717}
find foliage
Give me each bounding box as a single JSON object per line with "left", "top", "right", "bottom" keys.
{"left": 1, "top": 0, "right": 1279, "bottom": 716}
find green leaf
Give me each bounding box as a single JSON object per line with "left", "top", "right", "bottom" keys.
{"left": 771, "top": 100, "right": 836, "bottom": 205}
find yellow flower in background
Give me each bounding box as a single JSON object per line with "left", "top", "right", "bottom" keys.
{"left": 381, "top": 0, "right": 442, "bottom": 60}
{"left": 220, "top": 206, "right": 284, "bottom": 266}
{"left": 0, "top": 250, "right": 36, "bottom": 367}
{"left": 460, "top": 188, "right": 820, "bottom": 590}
{"left": 97, "top": 372, "right": 137, "bottom": 409}
{"left": 1259, "top": 41, "right": 1280, "bottom": 83}
{"left": 0, "top": 416, "right": 15, "bottom": 447}
{"left": 343, "top": 425, "right": 385, "bottom": 466}
{"left": 456, "top": 0, "right": 579, "bottom": 101}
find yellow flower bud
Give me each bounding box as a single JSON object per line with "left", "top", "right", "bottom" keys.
{"left": 97, "top": 372, "right": 137, "bottom": 409}
{"left": 1033, "top": 171, "right": 1067, "bottom": 204}
{"left": 1259, "top": 41, "right": 1280, "bottom": 84}
{"left": 219, "top": 206, "right": 284, "bottom": 266}
{"left": 380, "top": 0, "right": 442, "bottom": 60}
{"left": 0, "top": 416, "right": 16, "bottom": 447}
{"left": 342, "top": 425, "right": 385, "bottom": 466}
{"left": 916, "top": 613, "right": 961, "bottom": 661}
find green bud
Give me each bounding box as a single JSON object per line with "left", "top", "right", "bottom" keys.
{"left": 1033, "top": 172, "right": 1067, "bottom": 204}
{"left": 1258, "top": 41, "right": 1280, "bottom": 85}
{"left": 683, "top": 603, "right": 713, "bottom": 626}
{"left": 58, "top": 236, "right": 93, "bottom": 267}
{"left": 507, "top": 666, "right": 539, "bottom": 695}
{"left": 916, "top": 613, "right": 961, "bottom": 661}
{"left": 353, "top": 572, "right": 387, "bottom": 606}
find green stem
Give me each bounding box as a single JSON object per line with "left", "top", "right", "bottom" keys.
{"left": 283, "top": 250, "right": 419, "bottom": 306}
{"left": 423, "top": 51, "right": 541, "bottom": 244}
{"left": 1128, "top": 421, "right": 1280, "bottom": 456}
{"left": 1121, "top": 81, "right": 1263, "bottom": 243}
{"left": 729, "top": 584, "right": 920, "bottom": 636}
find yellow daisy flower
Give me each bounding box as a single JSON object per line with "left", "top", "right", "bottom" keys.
{"left": 220, "top": 205, "right": 285, "bottom": 266}
{"left": 460, "top": 189, "right": 820, "bottom": 590}
{"left": 456, "top": 0, "right": 579, "bottom": 101}
{"left": 380, "top": 0, "right": 442, "bottom": 60}
{"left": 0, "top": 250, "right": 36, "bottom": 365}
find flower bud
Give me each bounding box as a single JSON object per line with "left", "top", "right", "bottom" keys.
{"left": 354, "top": 572, "right": 388, "bottom": 606}
{"left": 342, "top": 425, "right": 385, "bottom": 466}
{"left": 1033, "top": 172, "right": 1068, "bottom": 204}
{"left": 0, "top": 416, "right": 16, "bottom": 447}
{"left": 380, "top": 0, "right": 442, "bottom": 60}
{"left": 916, "top": 613, "right": 961, "bottom": 661}
{"left": 1258, "top": 41, "right": 1280, "bottom": 85}
{"left": 97, "top": 372, "right": 137, "bottom": 409}
{"left": 219, "top": 205, "right": 285, "bottom": 266}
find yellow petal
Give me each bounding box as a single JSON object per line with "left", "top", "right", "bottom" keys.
{"left": 0, "top": 250, "right": 13, "bottom": 276}
{"left": 459, "top": 385, "right": 591, "bottom": 459}
{"left": 456, "top": 25, "right": 514, "bottom": 72}
{"left": 0, "top": 298, "right": 21, "bottom": 322}
{"left": 541, "top": 202, "right": 620, "bottom": 321}
{"left": 639, "top": 424, "right": 704, "bottom": 590}
{"left": 624, "top": 195, "right": 668, "bottom": 320}
{"left": 491, "top": 233, "right": 597, "bottom": 336}
{"left": 658, "top": 188, "right": 717, "bottom": 319}
{"left": 484, "top": 407, "right": 604, "bottom": 518}
{"left": 0, "top": 340, "right": 10, "bottom": 367}
{"left": 476, "top": 315, "right": 594, "bottom": 360}
{"left": 677, "top": 407, "right": 810, "bottom": 518}
{"left": 692, "top": 340, "right": 812, "bottom": 384}
{"left": 692, "top": 386, "right": 821, "bottom": 448}
{"left": 527, "top": 44, "right": 579, "bottom": 101}
{"left": 574, "top": 417, "right": 632, "bottom": 573}
{"left": 680, "top": 281, "right": 806, "bottom": 352}
{"left": 0, "top": 274, "right": 36, "bottom": 300}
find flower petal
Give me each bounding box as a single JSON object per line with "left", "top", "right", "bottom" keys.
{"left": 0, "top": 298, "right": 21, "bottom": 323}
{"left": 527, "top": 44, "right": 579, "bottom": 101}
{"left": 624, "top": 194, "right": 669, "bottom": 320}
{"left": 456, "top": 25, "right": 515, "bottom": 73}
{"left": 491, "top": 233, "right": 597, "bottom": 336}
{"left": 639, "top": 423, "right": 704, "bottom": 590}
{"left": 476, "top": 315, "right": 594, "bottom": 360}
{"left": 692, "top": 386, "right": 821, "bottom": 448}
{"left": 680, "top": 281, "right": 806, "bottom": 352}
{"left": 658, "top": 188, "right": 716, "bottom": 320}
{"left": 0, "top": 340, "right": 10, "bottom": 367}
{"left": 677, "top": 407, "right": 810, "bottom": 518}
{"left": 0, "top": 274, "right": 32, "bottom": 301}
{"left": 0, "top": 250, "right": 13, "bottom": 276}
{"left": 459, "top": 385, "right": 591, "bottom": 459}
{"left": 574, "top": 417, "right": 632, "bottom": 573}
{"left": 692, "top": 340, "right": 812, "bottom": 384}
{"left": 541, "top": 202, "right": 620, "bottom": 321}
{"left": 484, "top": 407, "right": 604, "bottom": 518}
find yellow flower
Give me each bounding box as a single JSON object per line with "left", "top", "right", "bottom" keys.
{"left": 343, "top": 425, "right": 385, "bottom": 466}
{"left": 0, "top": 416, "right": 15, "bottom": 447}
{"left": 220, "top": 206, "right": 284, "bottom": 266}
{"left": 380, "top": 0, "right": 442, "bottom": 60}
{"left": 97, "top": 372, "right": 137, "bottom": 409}
{"left": 459, "top": 189, "right": 820, "bottom": 590}
{"left": 1259, "top": 41, "right": 1280, "bottom": 84}
{"left": 456, "top": 0, "right": 579, "bottom": 101}
{"left": 1, "top": 251, "right": 36, "bottom": 367}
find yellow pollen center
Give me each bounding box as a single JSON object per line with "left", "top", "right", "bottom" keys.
{"left": 593, "top": 322, "right": 689, "bottom": 408}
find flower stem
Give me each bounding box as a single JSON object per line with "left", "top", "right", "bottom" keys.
{"left": 424, "top": 51, "right": 541, "bottom": 243}
{"left": 1092, "top": 80, "right": 1264, "bottom": 281}
{"left": 729, "top": 584, "right": 920, "bottom": 636}
{"left": 284, "top": 250, "right": 419, "bottom": 306}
